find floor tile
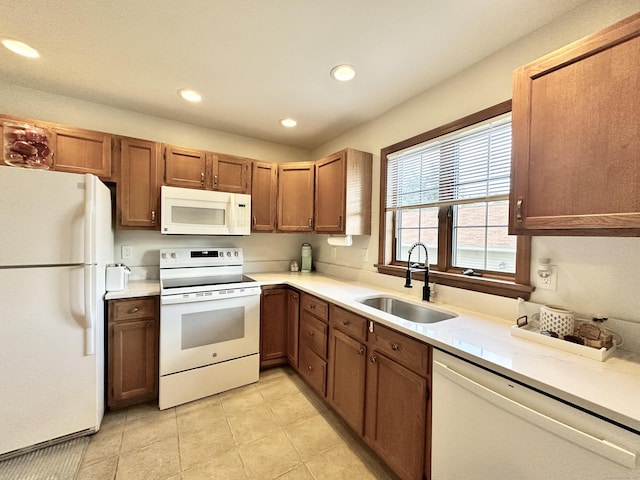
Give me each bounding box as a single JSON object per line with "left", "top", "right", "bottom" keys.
{"left": 238, "top": 430, "right": 302, "bottom": 480}
{"left": 181, "top": 448, "right": 249, "bottom": 480}
{"left": 116, "top": 436, "right": 180, "bottom": 480}
{"left": 176, "top": 400, "right": 226, "bottom": 434}
{"left": 121, "top": 414, "right": 178, "bottom": 453}
{"left": 76, "top": 456, "right": 118, "bottom": 480}
{"left": 220, "top": 384, "right": 266, "bottom": 414}
{"left": 268, "top": 391, "right": 323, "bottom": 426}
{"left": 227, "top": 403, "right": 283, "bottom": 445}
{"left": 178, "top": 417, "right": 236, "bottom": 470}
{"left": 305, "top": 443, "right": 380, "bottom": 480}
{"left": 81, "top": 430, "right": 123, "bottom": 467}
{"left": 285, "top": 414, "right": 344, "bottom": 462}
{"left": 125, "top": 401, "right": 173, "bottom": 423}
{"left": 256, "top": 372, "right": 300, "bottom": 402}
{"left": 273, "top": 464, "right": 315, "bottom": 480}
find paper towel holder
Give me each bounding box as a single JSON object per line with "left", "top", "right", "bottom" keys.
{"left": 327, "top": 235, "right": 352, "bottom": 246}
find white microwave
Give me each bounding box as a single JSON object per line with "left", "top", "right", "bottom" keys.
{"left": 160, "top": 186, "right": 251, "bottom": 235}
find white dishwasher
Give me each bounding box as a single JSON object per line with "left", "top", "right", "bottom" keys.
{"left": 431, "top": 349, "right": 639, "bottom": 480}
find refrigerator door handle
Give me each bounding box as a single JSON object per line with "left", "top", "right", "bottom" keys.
{"left": 84, "top": 265, "right": 96, "bottom": 356}
{"left": 84, "top": 174, "right": 96, "bottom": 265}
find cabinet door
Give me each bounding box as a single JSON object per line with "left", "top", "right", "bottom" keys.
{"left": 118, "top": 138, "right": 161, "bottom": 229}
{"left": 251, "top": 161, "right": 278, "bottom": 232}
{"left": 315, "top": 151, "right": 346, "bottom": 233}
{"left": 51, "top": 126, "right": 112, "bottom": 179}
{"left": 286, "top": 289, "right": 300, "bottom": 368}
{"left": 277, "top": 162, "right": 315, "bottom": 232}
{"left": 510, "top": 14, "right": 640, "bottom": 235}
{"left": 109, "top": 318, "right": 158, "bottom": 408}
{"left": 212, "top": 154, "right": 250, "bottom": 193}
{"left": 163, "top": 145, "right": 207, "bottom": 189}
{"left": 260, "top": 287, "right": 288, "bottom": 367}
{"left": 327, "top": 329, "right": 367, "bottom": 435}
{"left": 365, "top": 351, "right": 428, "bottom": 480}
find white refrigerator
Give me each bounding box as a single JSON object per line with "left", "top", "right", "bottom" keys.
{"left": 0, "top": 167, "right": 114, "bottom": 458}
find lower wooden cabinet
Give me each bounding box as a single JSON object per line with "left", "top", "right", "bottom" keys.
{"left": 260, "top": 286, "right": 289, "bottom": 367}
{"left": 286, "top": 289, "right": 300, "bottom": 368}
{"left": 107, "top": 297, "right": 159, "bottom": 409}
{"left": 364, "top": 351, "right": 428, "bottom": 480}
{"left": 327, "top": 328, "right": 367, "bottom": 435}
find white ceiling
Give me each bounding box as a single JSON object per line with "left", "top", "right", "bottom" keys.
{"left": 0, "top": 0, "right": 589, "bottom": 150}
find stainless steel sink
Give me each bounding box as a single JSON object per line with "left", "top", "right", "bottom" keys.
{"left": 358, "top": 296, "right": 457, "bottom": 324}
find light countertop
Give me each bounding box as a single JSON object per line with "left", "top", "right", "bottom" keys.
{"left": 110, "top": 272, "right": 640, "bottom": 433}
{"left": 104, "top": 280, "right": 160, "bottom": 300}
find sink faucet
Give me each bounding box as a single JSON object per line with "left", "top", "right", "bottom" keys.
{"left": 404, "top": 242, "right": 431, "bottom": 302}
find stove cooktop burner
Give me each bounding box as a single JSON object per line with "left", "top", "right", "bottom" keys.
{"left": 161, "top": 274, "right": 257, "bottom": 291}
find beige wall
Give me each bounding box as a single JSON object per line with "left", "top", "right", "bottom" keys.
{"left": 309, "top": 0, "right": 640, "bottom": 322}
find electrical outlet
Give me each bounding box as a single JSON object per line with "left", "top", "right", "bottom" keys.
{"left": 537, "top": 265, "right": 557, "bottom": 290}
{"left": 121, "top": 245, "right": 133, "bottom": 260}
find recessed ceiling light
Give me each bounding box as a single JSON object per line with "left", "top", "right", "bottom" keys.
{"left": 2, "top": 39, "right": 40, "bottom": 58}
{"left": 330, "top": 64, "right": 356, "bottom": 82}
{"left": 280, "top": 118, "right": 297, "bottom": 128}
{"left": 178, "top": 89, "right": 202, "bottom": 103}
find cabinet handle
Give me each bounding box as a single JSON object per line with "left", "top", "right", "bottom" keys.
{"left": 338, "top": 215, "right": 342, "bottom": 229}
{"left": 200, "top": 171, "right": 205, "bottom": 186}
{"left": 214, "top": 174, "right": 219, "bottom": 187}
{"left": 515, "top": 197, "right": 523, "bottom": 222}
{"left": 342, "top": 319, "right": 349, "bottom": 326}
{"left": 370, "top": 355, "right": 377, "bottom": 363}
{"left": 252, "top": 216, "right": 257, "bottom": 226}
{"left": 129, "top": 307, "right": 139, "bottom": 313}
{"left": 356, "top": 347, "right": 365, "bottom": 355}
{"left": 151, "top": 210, "right": 156, "bottom": 224}
{"left": 308, "top": 218, "right": 312, "bottom": 228}
{"left": 391, "top": 343, "right": 400, "bottom": 351}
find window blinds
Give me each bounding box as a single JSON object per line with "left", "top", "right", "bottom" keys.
{"left": 386, "top": 116, "right": 512, "bottom": 210}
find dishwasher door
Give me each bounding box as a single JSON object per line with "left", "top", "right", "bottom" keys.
{"left": 431, "top": 349, "right": 639, "bottom": 480}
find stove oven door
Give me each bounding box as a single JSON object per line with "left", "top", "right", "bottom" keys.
{"left": 160, "top": 292, "right": 260, "bottom": 376}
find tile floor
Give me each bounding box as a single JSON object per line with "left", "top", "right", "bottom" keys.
{"left": 77, "top": 367, "right": 400, "bottom": 480}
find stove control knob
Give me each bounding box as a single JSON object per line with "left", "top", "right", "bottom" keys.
{"left": 234, "top": 251, "right": 239, "bottom": 257}
{"left": 226, "top": 251, "right": 231, "bottom": 257}
{"left": 171, "top": 253, "right": 177, "bottom": 259}
{"left": 161, "top": 253, "right": 167, "bottom": 259}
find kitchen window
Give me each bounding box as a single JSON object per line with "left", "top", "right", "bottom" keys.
{"left": 378, "top": 101, "right": 532, "bottom": 299}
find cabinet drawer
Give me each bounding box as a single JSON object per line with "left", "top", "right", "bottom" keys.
{"left": 110, "top": 297, "right": 157, "bottom": 321}
{"left": 301, "top": 293, "right": 328, "bottom": 322}
{"left": 370, "top": 323, "right": 430, "bottom": 376}
{"left": 299, "top": 344, "right": 327, "bottom": 397}
{"left": 300, "top": 311, "right": 328, "bottom": 359}
{"left": 330, "top": 305, "right": 367, "bottom": 342}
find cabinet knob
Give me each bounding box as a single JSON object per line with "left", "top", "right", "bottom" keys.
{"left": 370, "top": 355, "right": 377, "bottom": 363}
{"left": 129, "top": 307, "right": 139, "bottom": 313}
{"left": 252, "top": 216, "right": 257, "bottom": 226}
{"left": 391, "top": 343, "right": 400, "bottom": 351}
{"left": 200, "top": 171, "right": 205, "bottom": 186}
{"left": 292, "top": 294, "right": 297, "bottom": 300}
{"left": 356, "top": 347, "right": 365, "bottom": 355}
{"left": 338, "top": 215, "right": 343, "bottom": 229}
{"left": 308, "top": 330, "right": 314, "bottom": 336}
{"left": 151, "top": 210, "right": 156, "bottom": 224}
{"left": 147, "top": 321, "right": 152, "bottom": 328}
{"left": 214, "top": 174, "right": 219, "bottom": 187}
{"left": 342, "top": 319, "right": 349, "bottom": 325}
{"left": 310, "top": 303, "right": 315, "bottom": 309}
{"left": 307, "top": 365, "right": 313, "bottom": 372}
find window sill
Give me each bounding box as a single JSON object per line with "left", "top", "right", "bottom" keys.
{"left": 376, "top": 264, "right": 533, "bottom": 300}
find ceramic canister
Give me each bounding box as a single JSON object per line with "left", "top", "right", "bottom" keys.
{"left": 539, "top": 304, "right": 574, "bottom": 338}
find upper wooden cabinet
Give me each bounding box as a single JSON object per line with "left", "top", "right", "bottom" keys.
{"left": 315, "top": 148, "right": 372, "bottom": 235}
{"left": 163, "top": 145, "right": 251, "bottom": 193}
{"left": 212, "top": 153, "right": 251, "bottom": 194}
{"left": 277, "top": 162, "right": 315, "bottom": 232}
{"left": 251, "top": 161, "right": 278, "bottom": 231}
{"left": 50, "top": 126, "right": 112, "bottom": 179}
{"left": 510, "top": 13, "right": 640, "bottom": 236}
{"left": 117, "top": 137, "right": 161, "bottom": 229}
{"left": 163, "top": 145, "right": 207, "bottom": 189}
